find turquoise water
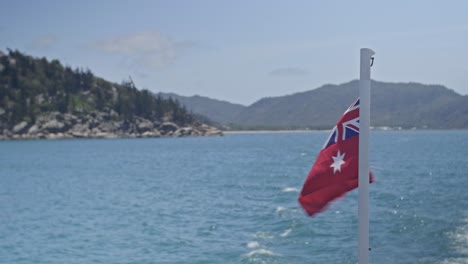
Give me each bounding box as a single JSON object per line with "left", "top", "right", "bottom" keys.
{"left": 1, "top": 131, "right": 467, "bottom": 264}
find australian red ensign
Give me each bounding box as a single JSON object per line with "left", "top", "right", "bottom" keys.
{"left": 298, "top": 98, "right": 373, "bottom": 216}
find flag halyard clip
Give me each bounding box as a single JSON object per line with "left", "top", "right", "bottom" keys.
{"left": 370, "top": 57, "right": 374, "bottom": 67}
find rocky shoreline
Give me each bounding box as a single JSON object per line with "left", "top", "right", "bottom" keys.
{"left": 0, "top": 111, "right": 223, "bottom": 140}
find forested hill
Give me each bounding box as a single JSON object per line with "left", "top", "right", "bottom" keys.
{"left": 231, "top": 80, "right": 468, "bottom": 129}
{"left": 0, "top": 49, "right": 221, "bottom": 139}
{"left": 163, "top": 81, "right": 468, "bottom": 130}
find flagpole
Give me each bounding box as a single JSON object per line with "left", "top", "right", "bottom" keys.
{"left": 358, "top": 48, "right": 374, "bottom": 264}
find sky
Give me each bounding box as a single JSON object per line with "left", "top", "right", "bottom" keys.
{"left": 1, "top": 0, "right": 467, "bottom": 105}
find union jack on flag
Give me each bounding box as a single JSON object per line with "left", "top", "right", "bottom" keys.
{"left": 323, "top": 98, "right": 360, "bottom": 149}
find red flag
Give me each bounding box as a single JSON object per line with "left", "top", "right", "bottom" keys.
{"left": 298, "top": 98, "right": 373, "bottom": 216}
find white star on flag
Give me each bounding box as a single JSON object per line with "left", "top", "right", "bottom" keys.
{"left": 330, "top": 150, "right": 346, "bottom": 174}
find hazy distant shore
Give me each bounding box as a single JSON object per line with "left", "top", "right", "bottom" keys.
{"left": 223, "top": 129, "right": 328, "bottom": 134}
{"left": 223, "top": 127, "right": 468, "bottom": 134}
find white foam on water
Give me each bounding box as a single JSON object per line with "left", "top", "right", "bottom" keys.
{"left": 276, "top": 206, "right": 287, "bottom": 214}
{"left": 441, "top": 258, "right": 468, "bottom": 264}
{"left": 245, "top": 248, "right": 279, "bottom": 257}
{"left": 247, "top": 241, "right": 260, "bottom": 249}
{"left": 253, "top": 231, "right": 274, "bottom": 239}
{"left": 280, "top": 228, "right": 292, "bottom": 237}
{"left": 282, "top": 187, "right": 299, "bottom": 193}
{"left": 453, "top": 218, "right": 468, "bottom": 255}
{"left": 442, "top": 216, "right": 468, "bottom": 264}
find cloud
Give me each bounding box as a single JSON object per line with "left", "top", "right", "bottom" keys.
{"left": 31, "top": 35, "right": 57, "bottom": 49}
{"left": 95, "top": 32, "right": 194, "bottom": 70}
{"left": 269, "top": 67, "right": 308, "bottom": 76}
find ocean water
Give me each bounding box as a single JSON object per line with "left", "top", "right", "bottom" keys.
{"left": 0, "top": 131, "right": 467, "bottom": 264}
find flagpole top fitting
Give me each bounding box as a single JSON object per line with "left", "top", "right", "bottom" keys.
{"left": 360, "top": 48, "right": 375, "bottom": 80}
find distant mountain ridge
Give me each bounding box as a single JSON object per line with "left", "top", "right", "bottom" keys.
{"left": 158, "top": 92, "right": 245, "bottom": 126}
{"left": 161, "top": 80, "right": 468, "bottom": 129}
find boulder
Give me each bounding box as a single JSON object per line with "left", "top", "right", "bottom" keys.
{"left": 160, "top": 122, "right": 179, "bottom": 134}
{"left": 42, "top": 120, "right": 66, "bottom": 133}
{"left": 13, "top": 121, "right": 29, "bottom": 134}
{"left": 121, "top": 121, "right": 138, "bottom": 134}
{"left": 46, "top": 133, "right": 59, "bottom": 139}
{"left": 63, "top": 113, "right": 78, "bottom": 126}
{"left": 3, "top": 129, "right": 12, "bottom": 137}
{"left": 94, "top": 131, "right": 114, "bottom": 138}
{"left": 141, "top": 131, "right": 160, "bottom": 138}
{"left": 152, "top": 121, "right": 161, "bottom": 128}
{"left": 175, "top": 127, "right": 193, "bottom": 137}
{"left": 137, "top": 120, "right": 154, "bottom": 133}
{"left": 191, "top": 123, "right": 223, "bottom": 136}
{"left": 88, "top": 118, "right": 100, "bottom": 129}
{"left": 95, "top": 111, "right": 111, "bottom": 122}
{"left": 48, "top": 111, "right": 62, "bottom": 121}
{"left": 98, "top": 122, "right": 118, "bottom": 132}
{"left": 70, "top": 131, "right": 88, "bottom": 138}
{"left": 27, "top": 124, "right": 40, "bottom": 134}
{"left": 70, "top": 123, "right": 89, "bottom": 134}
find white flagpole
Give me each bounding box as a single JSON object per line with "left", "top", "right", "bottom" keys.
{"left": 358, "top": 48, "right": 374, "bottom": 264}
